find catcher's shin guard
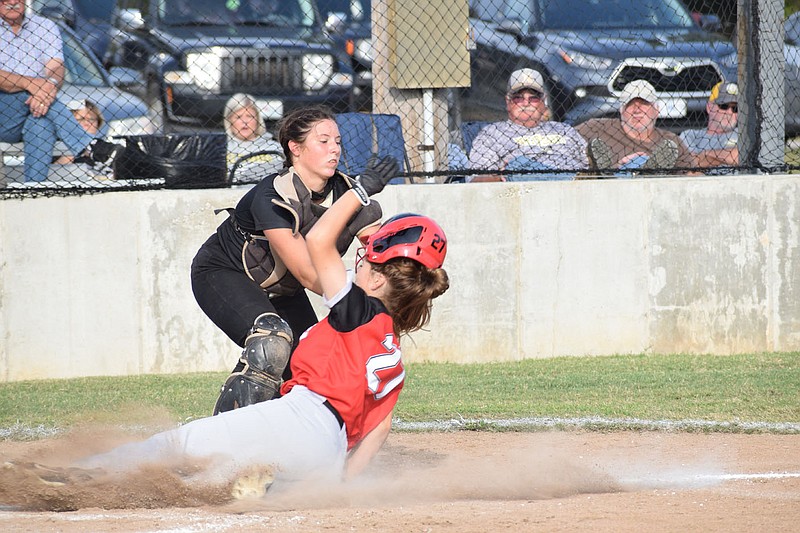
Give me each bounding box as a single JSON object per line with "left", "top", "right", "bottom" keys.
{"left": 213, "top": 313, "right": 294, "bottom": 415}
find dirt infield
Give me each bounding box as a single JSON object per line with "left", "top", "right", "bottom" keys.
{"left": 1, "top": 431, "right": 798, "bottom": 532}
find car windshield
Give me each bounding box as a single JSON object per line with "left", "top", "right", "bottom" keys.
{"left": 478, "top": 0, "right": 696, "bottom": 31}
{"left": 60, "top": 26, "right": 107, "bottom": 87}
{"left": 156, "top": 0, "right": 316, "bottom": 27}
{"left": 73, "top": 0, "right": 117, "bottom": 21}
{"left": 316, "top": 0, "right": 370, "bottom": 24}
{"left": 30, "top": 0, "right": 116, "bottom": 21}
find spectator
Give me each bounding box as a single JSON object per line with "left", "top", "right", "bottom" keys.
{"left": 467, "top": 68, "right": 587, "bottom": 182}
{"left": 54, "top": 99, "right": 106, "bottom": 164}
{"left": 69, "top": 99, "right": 105, "bottom": 136}
{"left": 680, "top": 80, "right": 739, "bottom": 171}
{"left": 224, "top": 93, "right": 283, "bottom": 182}
{"left": 576, "top": 80, "right": 695, "bottom": 176}
{"left": 190, "top": 106, "right": 398, "bottom": 415}
{"left": 0, "top": 0, "right": 122, "bottom": 182}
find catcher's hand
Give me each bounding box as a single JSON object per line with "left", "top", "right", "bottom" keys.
{"left": 352, "top": 154, "right": 399, "bottom": 204}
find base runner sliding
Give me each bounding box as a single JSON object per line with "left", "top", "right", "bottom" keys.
{"left": 13, "top": 167, "right": 450, "bottom": 498}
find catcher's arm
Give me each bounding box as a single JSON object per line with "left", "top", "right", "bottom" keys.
{"left": 343, "top": 410, "right": 392, "bottom": 481}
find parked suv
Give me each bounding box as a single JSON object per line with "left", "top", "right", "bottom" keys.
{"left": 30, "top": 0, "right": 118, "bottom": 61}
{"left": 108, "top": 0, "right": 354, "bottom": 128}
{"left": 462, "top": 0, "right": 737, "bottom": 130}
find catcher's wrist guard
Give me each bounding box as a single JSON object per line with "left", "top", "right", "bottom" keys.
{"left": 213, "top": 313, "right": 294, "bottom": 415}
{"left": 351, "top": 184, "right": 370, "bottom": 206}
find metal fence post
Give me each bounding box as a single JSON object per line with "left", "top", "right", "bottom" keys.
{"left": 738, "top": 0, "right": 786, "bottom": 171}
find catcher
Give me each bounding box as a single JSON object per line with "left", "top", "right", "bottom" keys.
{"left": 190, "top": 105, "right": 398, "bottom": 414}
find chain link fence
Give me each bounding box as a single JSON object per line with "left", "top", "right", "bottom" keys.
{"left": 1, "top": 0, "right": 796, "bottom": 198}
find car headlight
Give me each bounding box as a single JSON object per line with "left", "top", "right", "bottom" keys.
{"left": 303, "top": 54, "right": 334, "bottom": 91}
{"left": 559, "top": 49, "right": 613, "bottom": 70}
{"left": 182, "top": 49, "right": 224, "bottom": 92}
{"left": 354, "top": 38, "right": 373, "bottom": 63}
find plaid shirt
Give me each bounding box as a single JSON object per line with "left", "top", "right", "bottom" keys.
{"left": 0, "top": 14, "right": 63, "bottom": 78}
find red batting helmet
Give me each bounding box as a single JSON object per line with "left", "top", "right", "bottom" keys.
{"left": 365, "top": 213, "right": 447, "bottom": 269}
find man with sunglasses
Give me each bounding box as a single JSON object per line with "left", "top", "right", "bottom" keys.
{"left": 679, "top": 81, "right": 739, "bottom": 172}
{"left": 467, "top": 68, "right": 587, "bottom": 182}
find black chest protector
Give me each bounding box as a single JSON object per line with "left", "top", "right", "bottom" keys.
{"left": 236, "top": 169, "right": 382, "bottom": 296}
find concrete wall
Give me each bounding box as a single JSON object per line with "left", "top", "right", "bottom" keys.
{"left": 2, "top": 175, "right": 799, "bottom": 382}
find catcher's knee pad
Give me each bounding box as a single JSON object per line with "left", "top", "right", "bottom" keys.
{"left": 213, "top": 313, "right": 294, "bottom": 415}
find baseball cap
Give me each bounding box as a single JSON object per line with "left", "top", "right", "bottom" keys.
{"left": 709, "top": 81, "right": 738, "bottom": 105}
{"left": 619, "top": 80, "right": 658, "bottom": 107}
{"left": 66, "top": 99, "right": 88, "bottom": 111}
{"left": 507, "top": 68, "right": 545, "bottom": 95}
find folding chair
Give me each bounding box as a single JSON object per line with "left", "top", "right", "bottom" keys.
{"left": 335, "top": 112, "right": 411, "bottom": 184}
{"left": 460, "top": 120, "right": 491, "bottom": 158}
{"left": 443, "top": 120, "right": 492, "bottom": 183}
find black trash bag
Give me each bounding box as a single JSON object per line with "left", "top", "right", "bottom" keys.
{"left": 115, "top": 133, "right": 228, "bottom": 189}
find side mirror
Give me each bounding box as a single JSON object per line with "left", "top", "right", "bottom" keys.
{"left": 497, "top": 18, "right": 523, "bottom": 38}
{"left": 117, "top": 8, "right": 145, "bottom": 32}
{"left": 697, "top": 14, "right": 722, "bottom": 33}
{"left": 117, "top": 39, "right": 152, "bottom": 71}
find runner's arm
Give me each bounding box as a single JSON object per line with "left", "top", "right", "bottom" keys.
{"left": 343, "top": 410, "right": 393, "bottom": 481}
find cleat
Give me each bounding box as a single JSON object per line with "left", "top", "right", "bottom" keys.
{"left": 230, "top": 465, "right": 275, "bottom": 500}
{"left": 589, "top": 138, "right": 614, "bottom": 175}
{"left": 642, "top": 139, "right": 679, "bottom": 171}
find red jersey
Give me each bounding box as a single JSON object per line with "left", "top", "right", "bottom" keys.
{"left": 281, "top": 277, "right": 404, "bottom": 450}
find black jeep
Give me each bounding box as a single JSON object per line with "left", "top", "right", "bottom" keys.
{"left": 108, "top": 0, "right": 355, "bottom": 128}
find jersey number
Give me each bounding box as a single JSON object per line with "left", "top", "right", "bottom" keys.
{"left": 365, "top": 335, "right": 405, "bottom": 400}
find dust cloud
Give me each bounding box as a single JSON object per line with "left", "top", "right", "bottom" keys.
{"left": 0, "top": 428, "right": 626, "bottom": 513}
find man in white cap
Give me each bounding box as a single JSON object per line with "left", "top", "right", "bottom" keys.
{"left": 576, "top": 79, "right": 695, "bottom": 176}
{"left": 680, "top": 80, "right": 738, "bottom": 171}
{"left": 467, "top": 67, "right": 587, "bottom": 182}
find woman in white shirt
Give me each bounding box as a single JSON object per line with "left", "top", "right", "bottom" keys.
{"left": 224, "top": 93, "right": 284, "bottom": 182}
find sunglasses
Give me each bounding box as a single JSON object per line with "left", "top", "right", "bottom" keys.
{"left": 717, "top": 103, "right": 738, "bottom": 112}
{"left": 508, "top": 93, "right": 544, "bottom": 105}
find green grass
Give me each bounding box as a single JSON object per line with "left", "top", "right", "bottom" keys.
{"left": 0, "top": 353, "right": 798, "bottom": 438}
{"left": 402, "top": 353, "right": 800, "bottom": 423}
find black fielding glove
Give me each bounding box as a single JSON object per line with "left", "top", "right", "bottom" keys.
{"left": 352, "top": 154, "right": 399, "bottom": 205}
